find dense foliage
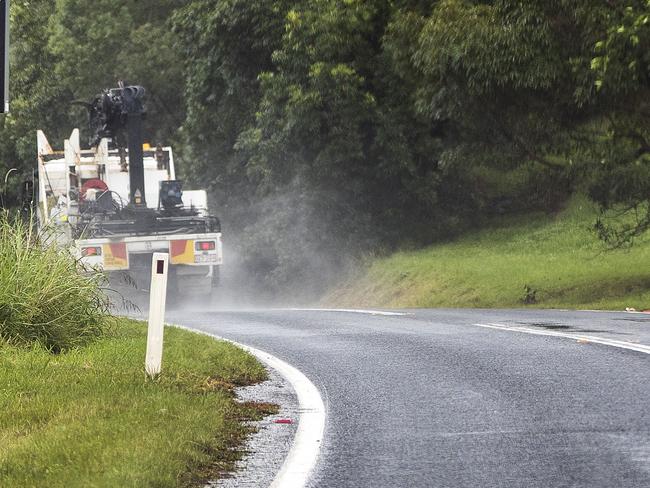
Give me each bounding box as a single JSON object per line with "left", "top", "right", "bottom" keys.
{"left": 1, "top": 0, "right": 648, "bottom": 297}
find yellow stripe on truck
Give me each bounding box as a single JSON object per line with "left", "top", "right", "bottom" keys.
{"left": 170, "top": 239, "right": 195, "bottom": 265}
{"left": 102, "top": 243, "right": 129, "bottom": 270}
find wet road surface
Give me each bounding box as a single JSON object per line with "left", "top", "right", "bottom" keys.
{"left": 166, "top": 308, "right": 650, "bottom": 488}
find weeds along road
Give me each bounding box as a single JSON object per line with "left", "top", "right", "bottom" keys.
{"left": 167, "top": 308, "right": 650, "bottom": 488}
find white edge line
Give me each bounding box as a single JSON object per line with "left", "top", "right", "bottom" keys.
{"left": 285, "top": 307, "right": 410, "bottom": 317}
{"left": 578, "top": 309, "right": 650, "bottom": 314}
{"left": 170, "top": 323, "right": 325, "bottom": 488}
{"left": 472, "top": 322, "right": 650, "bottom": 355}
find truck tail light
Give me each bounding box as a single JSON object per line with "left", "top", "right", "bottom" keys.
{"left": 81, "top": 246, "right": 102, "bottom": 257}
{"left": 195, "top": 240, "right": 216, "bottom": 251}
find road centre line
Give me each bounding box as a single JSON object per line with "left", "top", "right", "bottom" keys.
{"left": 171, "top": 324, "right": 325, "bottom": 488}
{"left": 473, "top": 322, "right": 650, "bottom": 355}
{"left": 286, "top": 308, "right": 410, "bottom": 316}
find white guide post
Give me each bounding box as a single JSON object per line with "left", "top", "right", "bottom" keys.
{"left": 145, "top": 252, "right": 169, "bottom": 377}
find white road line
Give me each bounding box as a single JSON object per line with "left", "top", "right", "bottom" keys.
{"left": 170, "top": 324, "right": 325, "bottom": 488}
{"left": 473, "top": 322, "right": 650, "bottom": 355}
{"left": 286, "top": 307, "right": 410, "bottom": 316}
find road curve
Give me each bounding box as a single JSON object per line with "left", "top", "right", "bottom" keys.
{"left": 166, "top": 308, "right": 650, "bottom": 488}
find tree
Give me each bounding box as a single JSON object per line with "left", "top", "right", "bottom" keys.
{"left": 48, "top": 0, "right": 184, "bottom": 145}
{"left": 240, "top": 0, "right": 449, "bottom": 243}
{"left": 0, "top": 0, "right": 68, "bottom": 207}
{"left": 587, "top": 1, "right": 650, "bottom": 245}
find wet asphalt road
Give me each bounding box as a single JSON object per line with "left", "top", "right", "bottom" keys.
{"left": 166, "top": 308, "right": 650, "bottom": 488}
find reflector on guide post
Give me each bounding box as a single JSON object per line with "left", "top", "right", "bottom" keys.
{"left": 145, "top": 252, "right": 169, "bottom": 377}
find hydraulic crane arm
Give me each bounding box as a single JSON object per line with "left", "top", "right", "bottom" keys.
{"left": 77, "top": 83, "right": 147, "bottom": 207}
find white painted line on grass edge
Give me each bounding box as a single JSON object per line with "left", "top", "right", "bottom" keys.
{"left": 286, "top": 307, "right": 410, "bottom": 316}
{"left": 473, "top": 322, "right": 650, "bottom": 355}
{"left": 170, "top": 324, "right": 325, "bottom": 488}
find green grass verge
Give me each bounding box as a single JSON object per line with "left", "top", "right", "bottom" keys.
{"left": 0, "top": 318, "right": 272, "bottom": 487}
{"left": 326, "top": 196, "right": 650, "bottom": 310}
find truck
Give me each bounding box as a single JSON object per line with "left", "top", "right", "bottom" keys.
{"left": 36, "top": 84, "right": 222, "bottom": 302}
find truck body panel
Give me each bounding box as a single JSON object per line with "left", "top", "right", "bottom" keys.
{"left": 37, "top": 128, "right": 222, "bottom": 295}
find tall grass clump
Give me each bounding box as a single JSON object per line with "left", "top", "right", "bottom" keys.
{"left": 0, "top": 214, "right": 108, "bottom": 351}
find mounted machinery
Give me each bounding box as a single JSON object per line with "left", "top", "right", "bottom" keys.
{"left": 37, "top": 83, "right": 222, "bottom": 298}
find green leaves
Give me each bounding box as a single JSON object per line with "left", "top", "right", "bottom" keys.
{"left": 591, "top": 1, "right": 649, "bottom": 95}
{"left": 2, "top": 0, "right": 650, "bottom": 295}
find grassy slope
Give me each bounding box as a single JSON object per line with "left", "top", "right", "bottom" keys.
{"left": 0, "top": 318, "right": 270, "bottom": 487}
{"left": 327, "top": 197, "right": 650, "bottom": 310}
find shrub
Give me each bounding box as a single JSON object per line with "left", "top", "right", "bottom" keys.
{"left": 0, "top": 215, "right": 108, "bottom": 351}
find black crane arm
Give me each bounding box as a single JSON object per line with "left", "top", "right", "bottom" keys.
{"left": 78, "top": 83, "right": 147, "bottom": 207}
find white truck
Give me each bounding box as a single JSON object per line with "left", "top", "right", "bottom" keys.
{"left": 37, "top": 88, "right": 223, "bottom": 300}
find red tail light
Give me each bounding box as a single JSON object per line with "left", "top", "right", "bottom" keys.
{"left": 81, "top": 246, "right": 102, "bottom": 257}
{"left": 195, "top": 240, "right": 216, "bottom": 251}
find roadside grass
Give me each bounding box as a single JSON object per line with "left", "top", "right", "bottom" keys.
{"left": 326, "top": 196, "right": 650, "bottom": 310}
{"left": 0, "top": 214, "right": 274, "bottom": 485}
{"left": 0, "top": 318, "right": 271, "bottom": 487}
{"left": 0, "top": 215, "right": 108, "bottom": 351}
